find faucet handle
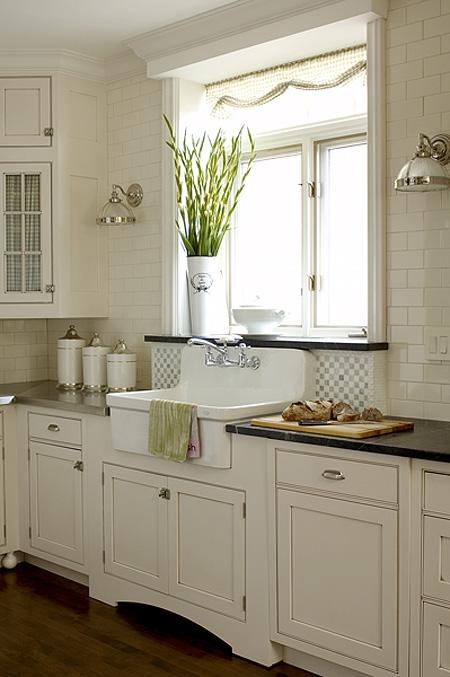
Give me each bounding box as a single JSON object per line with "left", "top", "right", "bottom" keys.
{"left": 216, "top": 334, "right": 243, "bottom": 346}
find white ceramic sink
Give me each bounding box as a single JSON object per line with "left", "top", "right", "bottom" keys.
{"left": 107, "top": 345, "right": 316, "bottom": 467}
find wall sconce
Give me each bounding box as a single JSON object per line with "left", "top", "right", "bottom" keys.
{"left": 96, "top": 183, "right": 144, "bottom": 224}
{"left": 394, "top": 132, "right": 450, "bottom": 192}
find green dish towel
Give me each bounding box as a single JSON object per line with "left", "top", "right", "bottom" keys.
{"left": 149, "top": 399, "right": 193, "bottom": 463}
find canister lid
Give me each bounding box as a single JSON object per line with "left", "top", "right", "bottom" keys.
{"left": 59, "top": 324, "right": 84, "bottom": 341}
{"left": 113, "top": 338, "right": 129, "bottom": 354}
{"left": 87, "top": 332, "right": 104, "bottom": 347}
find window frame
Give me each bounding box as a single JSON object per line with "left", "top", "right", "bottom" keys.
{"left": 227, "top": 116, "right": 368, "bottom": 338}
{"left": 161, "top": 21, "right": 386, "bottom": 342}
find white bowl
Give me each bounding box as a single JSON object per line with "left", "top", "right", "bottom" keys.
{"left": 232, "top": 307, "right": 285, "bottom": 334}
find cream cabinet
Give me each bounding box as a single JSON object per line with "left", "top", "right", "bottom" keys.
{"left": 103, "top": 463, "right": 246, "bottom": 619}
{"left": 271, "top": 443, "right": 410, "bottom": 677}
{"left": 25, "top": 411, "right": 85, "bottom": 568}
{"left": 0, "top": 77, "right": 51, "bottom": 147}
{"left": 0, "top": 73, "right": 108, "bottom": 318}
{"left": 411, "top": 463, "right": 450, "bottom": 677}
{"left": 0, "top": 420, "right": 5, "bottom": 549}
{"left": 0, "top": 407, "right": 20, "bottom": 568}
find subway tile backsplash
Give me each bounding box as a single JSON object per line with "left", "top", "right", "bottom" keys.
{"left": 0, "top": 319, "right": 48, "bottom": 383}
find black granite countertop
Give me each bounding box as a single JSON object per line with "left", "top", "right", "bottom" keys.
{"left": 144, "top": 335, "right": 388, "bottom": 351}
{"left": 226, "top": 419, "right": 450, "bottom": 462}
{"left": 0, "top": 381, "right": 109, "bottom": 417}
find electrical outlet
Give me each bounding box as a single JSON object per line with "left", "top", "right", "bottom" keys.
{"left": 424, "top": 327, "right": 450, "bottom": 361}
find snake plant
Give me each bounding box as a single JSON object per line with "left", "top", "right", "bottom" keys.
{"left": 164, "top": 115, "right": 255, "bottom": 257}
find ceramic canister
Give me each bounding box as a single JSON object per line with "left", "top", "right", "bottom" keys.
{"left": 82, "top": 332, "right": 111, "bottom": 392}
{"left": 107, "top": 339, "right": 136, "bottom": 391}
{"left": 57, "top": 324, "right": 86, "bottom": 390}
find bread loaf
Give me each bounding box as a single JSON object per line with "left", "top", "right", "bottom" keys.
{"left": 282, "top": 399, "right": 332, "bottom": 422}
{"left": 361, "top": 407, "right": 384, "bottom": 422}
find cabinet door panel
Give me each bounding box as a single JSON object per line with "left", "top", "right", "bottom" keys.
{"left": 423, "top": 516, "right": 450, "bottom": 603}
{"left": 423, "top": 603, "right": 450, "bottom": 676}
{"left": 0, "top": 163, "right": 52, "bottom": 303}
{"left": 0, "top": 78, "right": 51, "bottom": 146}
{"left": 0, "top": 438, "right": 4, "bottom": 548}
{"left": 103, "top": 464, "right": 168, "bottom": 593}
{"left": 168, "top": 478, "right": 246, "bottom": 620}
{"left": 277, "top": 490, "right": 397, "bottom": 669}
{"left": 29, "top": 442, "right": 83, "bottom": 563}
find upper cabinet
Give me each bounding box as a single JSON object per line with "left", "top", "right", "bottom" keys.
{"left": 0, "top": 74, "right": 108, "bottom": 318}
{"left": 0, "top": 77, "right": 52, "bottom": 147}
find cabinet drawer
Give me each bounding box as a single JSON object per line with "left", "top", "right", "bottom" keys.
{"left": 424, "top": 472, "right": 450, "bottom": 515}
{"left": 28, "top": 413, "right": 81, "bottom": 447}
{"left": 276, "top": 449, "right": 398, "bottom": 503}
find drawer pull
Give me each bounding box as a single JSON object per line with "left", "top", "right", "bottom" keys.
{"left": 322, "top": 469, "right": 345, "bottom": 481}
{"left": 47, "top": 424, "right": 60, "bottom": 432}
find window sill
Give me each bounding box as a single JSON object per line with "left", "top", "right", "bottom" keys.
{"left": 143, "top": 335, "right": 388, "bottom": 352}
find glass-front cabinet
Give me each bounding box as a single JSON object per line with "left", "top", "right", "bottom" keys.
{"left": 0, "top": 164, "right": 52, "bottom": 303}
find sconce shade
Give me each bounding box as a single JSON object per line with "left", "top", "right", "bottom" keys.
{"left": 96, "top": 183, "right": 143, "bottom": 224}
{"left": 97, "top": 198, "right": 136, "bottom": 224}
{"left": 394, "top": 132, "right": 450, "bottom": 192}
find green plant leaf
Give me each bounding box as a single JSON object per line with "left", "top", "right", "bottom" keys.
{"left": 163, "top": 116, "right": 255, "bottom": 257}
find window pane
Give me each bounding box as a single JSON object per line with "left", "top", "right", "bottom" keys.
{"left": 25, "top": 254, "right": 41, "bottom": 292}
{"left": 5, "top": 174, "right": 21, "bottom": 211}
{"left": 5, "top": 254, "right": 22, "bottom": 292}
{"left": 231, "top": 151, "right": 302, "bottom": 326}
{"left": 24, "top": 174, "right": 40, "bottom": 211}
{"left": 316, "top": 139, "right": 367, "bottom": 328}
{"left": 25, "top": 214, "right": 41, "bottom": 251}
{"left": 5, "top": 214, "right": 22, "bottom": 251}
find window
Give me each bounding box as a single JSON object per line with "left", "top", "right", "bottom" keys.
{"left": 230, "top": 128, "right": 368, "bottom": 336}
{"left": 231, "top": 147, "right": 303, "bottom": 326}
{"left": 315, "top": 137, "right": 367, "bottom": 331}
{"left": 162, "top": 37, "right": 386, "bottom": 341}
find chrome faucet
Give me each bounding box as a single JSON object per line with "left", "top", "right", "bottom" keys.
{"left": 187, "top": 336, "right": 261, "bottom": 369}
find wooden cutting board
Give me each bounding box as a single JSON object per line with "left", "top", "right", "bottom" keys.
{"left": 250, "top": 414, "right": 414, "bottom": 439}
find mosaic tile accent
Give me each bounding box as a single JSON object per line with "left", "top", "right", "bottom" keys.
{"left": 150, "top": 342, "right": 387, "bottom": 412}
{"left": 313, "top": 350, "right": 387, "bottom": 411}
{"left": 151, "top": 343, "right": 182, "bottom": 389}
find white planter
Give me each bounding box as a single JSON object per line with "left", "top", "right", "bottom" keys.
{"left": 187, "top": 256, "right": 229, "bottom": 336}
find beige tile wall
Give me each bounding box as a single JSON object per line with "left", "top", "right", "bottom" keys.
{"left": 0, "top": 320, "right": 48, "bottom": 383}
{"left": 47, "top": 72, "right": 163, "bottom": 387}
{"left": 387, "top": 0, "right": 450, "bottom": 420}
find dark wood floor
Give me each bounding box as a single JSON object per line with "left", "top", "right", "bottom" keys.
{"left": 0, "top": 564, "right": 318, "bottom": 677}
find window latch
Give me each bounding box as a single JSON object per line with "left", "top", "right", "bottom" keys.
{"left": 299, "top": 181, "right": 317, "bottom": 198}
{"left": 307, "top": 274, "right": 316, "bottom": 292}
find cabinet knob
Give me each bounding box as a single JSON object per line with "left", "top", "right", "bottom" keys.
{"left": 322, "top": 469, "right": 345, "bottom": 481}
{"left": 158, "top": 488, "right": 170, "bottom": 499}
{"left": 47, "top": 423, "right": 60, "bottom": 432}
{"left": 73, "top": 461, "right": 84, "bottom": 472}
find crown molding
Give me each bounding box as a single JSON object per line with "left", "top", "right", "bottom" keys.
{"left": 0, "top": 49, "right": 106, "bottom": 80}
{"left": 104, "top": 50, "right": 146, "bottom": 83}
{"left": 0, "top": 47, "right": 145, "bottom": 83}
{"left": 127, "top": 0, "right": 388, "bottom": 79}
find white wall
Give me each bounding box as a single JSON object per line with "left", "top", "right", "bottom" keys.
{"left": 386, "top": 0, "right": 450, "bottom": 420}
{"left": 47, "top": 72, "right": 163, "bottom": 387}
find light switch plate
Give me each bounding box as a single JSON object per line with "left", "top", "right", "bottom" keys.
{"left": 424, "top": 327, "right": 450, "bottom": 361}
